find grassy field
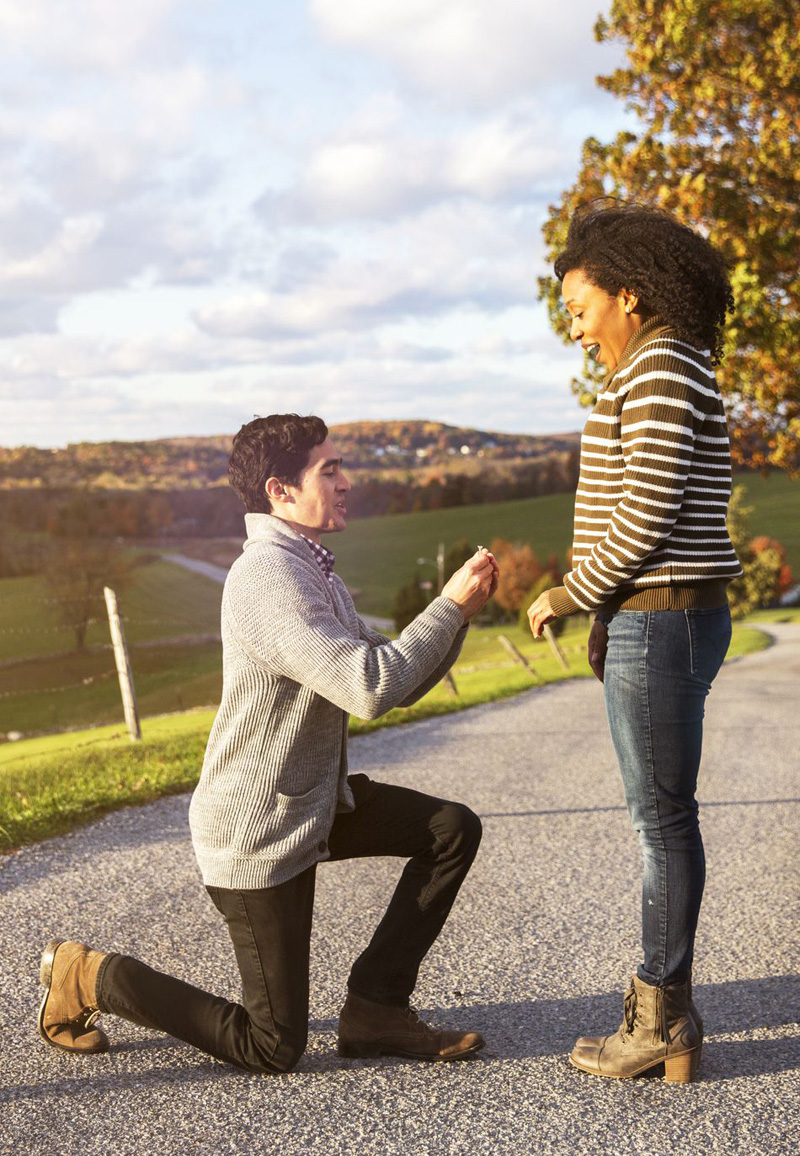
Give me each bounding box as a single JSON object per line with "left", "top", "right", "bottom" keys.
{"left": 0, "top": 558, "right": 222, "bottom": 663}
{"left": 0, "top": 615, "right": 778, "bottom": 852}
{"left": 0, "top": 471, "right": 795, "bottom": 741}
{"left": 0, "top": 559, "right": 223, "bottom": 735}
{"left": 733, "top": 470, "right": 800, "bottom": 567}
{"left": 175, "top": 472, "right": 799, "bottom": 618}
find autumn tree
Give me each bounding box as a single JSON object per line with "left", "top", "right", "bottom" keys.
{"left": 749, "top": 536, "right": 793, "bottom": 598}
{"left": 489, "top": 538, "right": 543, "bottom": 617}
{"left": 539, "top": 0, "right": 800, "bottom": 473}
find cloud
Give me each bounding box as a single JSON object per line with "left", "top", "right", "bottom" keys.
{"left": 202, "top": 201, "right": 544, "bottom": 338}
{"left": 258, "top": 104, "right": 568, "bottom": 224}
{"left": 0, "top": 1, "right": 223, "bottom": 335}
{"left": 0, "top": 0, "right": 182, "bottom": 72}
{"left": 0, "top": 327, "right": 456, "bottom": 384}
{"left": 310, "top": 0, "right": 620, "bottom": 107}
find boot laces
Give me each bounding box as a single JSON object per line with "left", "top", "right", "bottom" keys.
{"left": 623, "top": 987, "right": 637, "bottom": 1036}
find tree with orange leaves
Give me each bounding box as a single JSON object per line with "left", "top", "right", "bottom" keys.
{"left": 539, "top": 0, "right": 799, "bottom": 474}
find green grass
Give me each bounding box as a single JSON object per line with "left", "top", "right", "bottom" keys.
{"left": 0, "top": 641, "right": 222, "bottom": 735}
{"left": 0, "top": 618, "right": 770, "bottom": 852}
{"left": 334, "top": 492, "right": 575, "bottom": 616}
{"left": 733, "top": 471, "right": 800, "bottom": 570}
{"left": 168, "top": 472, "right": 799, "bottom": 619}
{"left": 0, "top": 559, "right": 221, "bottom": 663}
{"left": 0, "top": 472, "right": 794, "bottom": 742}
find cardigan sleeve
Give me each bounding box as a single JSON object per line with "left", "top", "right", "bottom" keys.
{"left": 224, "top": 554, "right": 466, "bottom": 720}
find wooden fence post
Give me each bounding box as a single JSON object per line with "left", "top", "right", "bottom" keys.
{"left": 497, "top": 634, "right": 543, "bottom": 684}
{"left": 104, "top": 586, "right": 142, "bottom": 741}
{"left": 543, "top": 624, "right": 570, "bottom": 672}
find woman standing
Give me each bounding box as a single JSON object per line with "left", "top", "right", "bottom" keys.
{"left": 528, "top": 202, "right": 742, "bottom": 1082}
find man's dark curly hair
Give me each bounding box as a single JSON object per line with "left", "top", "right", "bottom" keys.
{"left": 228, "top": 413, "right": 328, "bottom": 513}
{"left": 554, "top": 201, "right": 734, "bottom": 365}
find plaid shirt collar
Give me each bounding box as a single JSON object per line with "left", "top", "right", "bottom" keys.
{"left": 300, "top": 535, "right": 336, "bottom": 584}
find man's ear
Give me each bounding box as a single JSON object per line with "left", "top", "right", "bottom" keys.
{"left": 265, "top": 476, "right": 291, "bottom": 505}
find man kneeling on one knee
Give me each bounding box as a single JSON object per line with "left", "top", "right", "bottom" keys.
{"left": 39, "top": 413, "right": 498, "bottom": 1073}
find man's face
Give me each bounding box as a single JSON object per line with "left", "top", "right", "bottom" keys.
{"left": 283, "top": 438, "right": 350, "bottom": 538}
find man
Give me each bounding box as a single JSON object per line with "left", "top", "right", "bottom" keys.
{"left": 39, "top": 413, "right": 498, "bottom": 1073}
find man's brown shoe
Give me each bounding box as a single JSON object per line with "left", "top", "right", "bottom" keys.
{"left": 337, "top": 991, "right": 484, "bottom": 1061}
{"left": 38, "top": 939, "right": 109, "bottom": 1055}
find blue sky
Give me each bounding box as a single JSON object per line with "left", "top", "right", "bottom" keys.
{"left": 0, "top": 0, "right": 630, "bottom": 448}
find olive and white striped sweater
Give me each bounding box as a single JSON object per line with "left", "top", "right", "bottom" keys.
{"left": 549, "top": 318, "right": 742, "bottom": 618}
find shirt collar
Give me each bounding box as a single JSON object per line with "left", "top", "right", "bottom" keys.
{"left": 300, "top": 535, "right": 336, "bottom": 583}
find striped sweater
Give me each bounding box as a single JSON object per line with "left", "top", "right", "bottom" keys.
{"left": 549, "top": 318, "right": 742, "bottom": 618}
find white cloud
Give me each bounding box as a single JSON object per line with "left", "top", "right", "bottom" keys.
{"left": 203, "top": 201, "right": 544, "bottom": 339}
{"left": 310, "top": 0, "right": 619, "bottom": 106}
{"left": 0, "top": 0, "right": 617, "bottom": 445}
{"left": 0, "top": 0, "right": 182, "bottom": 71}
{"left": 260, "top": 104, "right": 568, "bottom": 223}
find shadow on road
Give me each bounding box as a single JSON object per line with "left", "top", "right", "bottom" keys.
{"left": 4, "top": 974, "right": 796, "bottom": 1104}
{"left": 481, "top": 798, "right": 800, "bottom": 820}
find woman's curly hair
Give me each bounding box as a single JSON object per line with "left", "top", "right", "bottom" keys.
{"left": 554, "top": 201, "right": 734, "bottom": 365}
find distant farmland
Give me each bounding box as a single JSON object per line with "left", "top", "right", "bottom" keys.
{"left": 0, "top": 471, "right": 795, "bottom": 737}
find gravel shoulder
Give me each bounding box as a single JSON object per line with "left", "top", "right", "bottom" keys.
{"left": 1, "top": 625, "right": 798, "bottom": 1155}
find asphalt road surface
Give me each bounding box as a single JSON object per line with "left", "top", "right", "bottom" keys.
{"left": 1, "top": 625, "right": 798, "bottom": 1155}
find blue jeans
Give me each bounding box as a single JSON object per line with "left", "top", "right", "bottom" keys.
{"left": 603, "top": 605, "right": 732, "bottom": 986}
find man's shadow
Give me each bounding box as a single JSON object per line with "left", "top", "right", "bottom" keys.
{"left": 5, "top": 974, "right": 798, "bottom": 1103}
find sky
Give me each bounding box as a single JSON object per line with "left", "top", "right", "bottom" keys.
{"left": 0, "top": 0, "right": 631, "bottom": 449}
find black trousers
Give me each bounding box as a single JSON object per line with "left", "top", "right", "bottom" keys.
{"left": 97, "top": 774, "right": 482, "bottom": 1073}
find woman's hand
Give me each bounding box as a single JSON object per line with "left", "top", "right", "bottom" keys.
{"left": 527, "top": 589, "right": 556, "bottom": 638}
{"left": 588, "top": 619, "right": 608, "bottom": 682}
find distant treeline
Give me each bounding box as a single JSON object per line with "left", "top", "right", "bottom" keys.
{"left": 0, "top": 421, "right": 580, "bottom": 490}
{"left": 0, "top": 451, "right": 581, "bottom": 576}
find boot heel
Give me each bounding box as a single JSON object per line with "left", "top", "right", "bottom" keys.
{"left": 40, "top": 939, "right": 63, "bottom": 986}
{"left": 664, "top": 1049, "right": 699, "bottom": 1083}
{"left": 338, "top": 1041, "right": 382, "bottom": 1059}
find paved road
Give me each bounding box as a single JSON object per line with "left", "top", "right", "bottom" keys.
{"left": 1, "top": 626, "right": 798, "bottom": 1155}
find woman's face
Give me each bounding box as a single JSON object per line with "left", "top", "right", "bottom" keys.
{"left": 561, "top": 268, "right": 642, "bottom": 375}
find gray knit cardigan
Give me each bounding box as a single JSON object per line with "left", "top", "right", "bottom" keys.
{"left": 188, "top": 514, "right": 467, "bottom": 889}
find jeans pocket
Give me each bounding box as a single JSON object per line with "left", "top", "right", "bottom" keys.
{"left": 685, "top": 606, "right": 732, "bottom": 682}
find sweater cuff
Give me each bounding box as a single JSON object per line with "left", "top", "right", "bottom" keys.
{"left": 548, "top": 585, "right": 581, "bottom": 618}
{"left": 426, "top": 594, "right": 469, "bottom": 631}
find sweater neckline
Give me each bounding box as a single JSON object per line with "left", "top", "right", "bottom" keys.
{"left": 613, "top": 316, "right": 673, "bottom": 374}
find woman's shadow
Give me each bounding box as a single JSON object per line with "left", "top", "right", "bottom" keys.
{"left": 411, "top": 973, "right": 800, "bottom": 1081}
{"left": 308, "top": 974, "right": 799, "bottom": 1081}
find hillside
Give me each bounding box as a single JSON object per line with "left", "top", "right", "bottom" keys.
{"left": 0, "top": 421, "right": 580, "bottom": 490}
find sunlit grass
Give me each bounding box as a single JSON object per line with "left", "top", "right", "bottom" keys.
{"left": 0, "top": 618, "right": 770, "bottom": 852}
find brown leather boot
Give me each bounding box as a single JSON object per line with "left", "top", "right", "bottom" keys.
{"left": 569, "top": 975, "right": 700, "bottom": 1082}
{"left": 688, "top": 972, "right": 704, "bottom": 1047}
{"left": 337, "top": 991, "right": 484, "bottom": 1061}
{"left": 38, "top": 939, "right": 110, "bottom": 1055}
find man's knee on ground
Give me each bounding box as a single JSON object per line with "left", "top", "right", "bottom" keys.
{"left": 243, "top": 1028, "right": 307, "bottom": 1075}
{"left": 438, "top": 802, "right": 482, "bottom": 858}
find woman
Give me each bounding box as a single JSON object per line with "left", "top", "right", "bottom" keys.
{"left": 528, "top": 202, "right": 742, "bottom": 1083}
